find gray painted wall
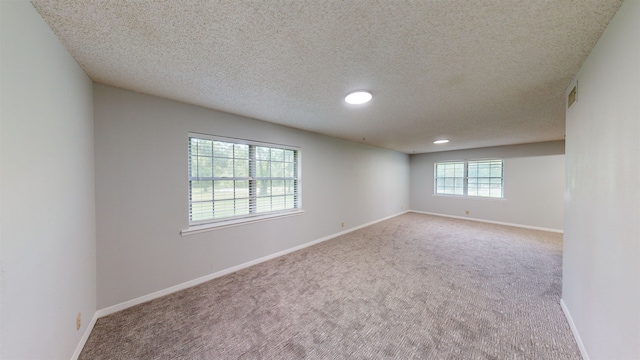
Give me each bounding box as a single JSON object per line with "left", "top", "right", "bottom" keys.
{"left": 563, "top": 0, "right": 640, "bottom": 358}
{"left": 409, "top": 141, "right": 565, "bottom": 231}
{"left": 1, "top": 2, "right": 96, "bottom": 358}
{"left": 94, "top": 84, "right": 410, "bottom": 309}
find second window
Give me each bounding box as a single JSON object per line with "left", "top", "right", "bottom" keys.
{"left": 435, "top": 159, "right": 503, "bottom": 198}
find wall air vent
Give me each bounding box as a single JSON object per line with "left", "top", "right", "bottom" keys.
{"left": 568, "top": 82, "right": 578, "bottom": 109}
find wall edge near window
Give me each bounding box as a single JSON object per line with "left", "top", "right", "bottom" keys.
{"left": 181, "top": 209, "right": 305, "bottom": 236}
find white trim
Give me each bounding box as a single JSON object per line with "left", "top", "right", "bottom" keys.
{"left": 71, "top": 312, "right": 99, "bottom": 360}
{"left": 561, "top": 299, "right": 589, "bottom": 360}
{"left": 409, "top": 210, "right": 563, "bottom": 233}
{"left": 431, "top": 194, "right": 507, "bottom": 202}
{"left": 181, "top": 209, "right": 305, "bottom": 236}
{"left": 98, "top": 211, "right": 408, "bottom": 318}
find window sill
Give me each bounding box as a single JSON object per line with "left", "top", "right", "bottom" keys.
{"left": 432, "top": 194, "right": 507, "bottom": 202}
{"left": 181, "top": 209, "right": 305, "bottom": 236}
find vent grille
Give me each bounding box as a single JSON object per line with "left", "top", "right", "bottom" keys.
{"left": 568, "top": 83, "right": 577, "bottom": 109}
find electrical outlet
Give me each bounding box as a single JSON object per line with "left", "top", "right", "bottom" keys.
{"left": 465, "top": 210, "right": 469, "bottom": 215}
{"left": 76, "top": 313, "right": 81, "bottom": 330}
{"left": 341, "top": 222, "right": 344, "bottom": 228}
{"left": 401, "top": 205, "right": 404, "bottom": 210}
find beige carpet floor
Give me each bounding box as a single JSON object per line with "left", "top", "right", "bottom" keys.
{"left": 80, "top": 213, "right": 580, "bottom": 359}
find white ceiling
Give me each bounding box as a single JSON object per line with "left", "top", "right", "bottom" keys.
{"left": 31, "top": 0, "right": 622, "bottom": 154}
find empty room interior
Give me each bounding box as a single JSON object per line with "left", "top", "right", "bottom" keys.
{"left": 1, "top": 0, "right": 638, "bottom": 359}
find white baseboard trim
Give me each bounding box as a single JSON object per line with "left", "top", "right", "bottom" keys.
{"left": 561, "top": 299, "right": 589, "bottom": 360}
{"left": 96, "top": 211, "right": 408, "bottom": 319}
{"left": 71, "top": 311, "right": 99, "bottom": 360}
{"left": 409, "top": 210, "right": 564, "bottom": 234}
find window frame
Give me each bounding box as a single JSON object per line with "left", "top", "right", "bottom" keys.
{"left": 183, "top": 133, "right": 303, "bottom": 234}
{"left": 434, "top": 159, "right": 504, "bottom": 199}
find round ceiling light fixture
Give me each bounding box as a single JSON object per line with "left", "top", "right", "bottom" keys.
{"left": 433, "top": 139, "right": 449, "bottom": 144}
{"left": 345, "top": 90, "right": 372, "bottom": 105}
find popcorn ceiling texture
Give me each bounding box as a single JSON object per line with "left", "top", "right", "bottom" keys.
{"left": 31, "top": 0, "right": 622, "bottom": 153}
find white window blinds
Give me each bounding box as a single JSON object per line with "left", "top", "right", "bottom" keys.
{"left": 435, "top": 159, "right": 503, "bottom": 198}
{"left": 188, "top": 134, "right": 300, "bottom": 224}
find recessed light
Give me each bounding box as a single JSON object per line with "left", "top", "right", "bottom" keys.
{"left": 345, "top": 91, "right": 372, "bottom": 105}
{"left": 434, "top": 139, "right": 449, "bottom": 144}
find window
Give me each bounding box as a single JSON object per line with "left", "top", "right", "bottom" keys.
{"left": 188, "top": 133, "right": 300, "bottom": 225}
{"left": 435, "top": 159, "right": 503, "bottom": 198}
{"left": 467, "top": 159, "right": 503, "bottom": 197}
{"left": 434, "top": 161, "right": 465, "bottom": 195}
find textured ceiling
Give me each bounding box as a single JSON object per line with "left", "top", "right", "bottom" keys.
{"left": 31, "top": 0, "right": 622, "bottom": 154}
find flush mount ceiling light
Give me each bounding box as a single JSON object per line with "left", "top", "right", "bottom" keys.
{"left": 434, "top": 139, "right": 449, "bottom": 144}
{"left": 344, "top": 91, "right": 372, "bottom": 105}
